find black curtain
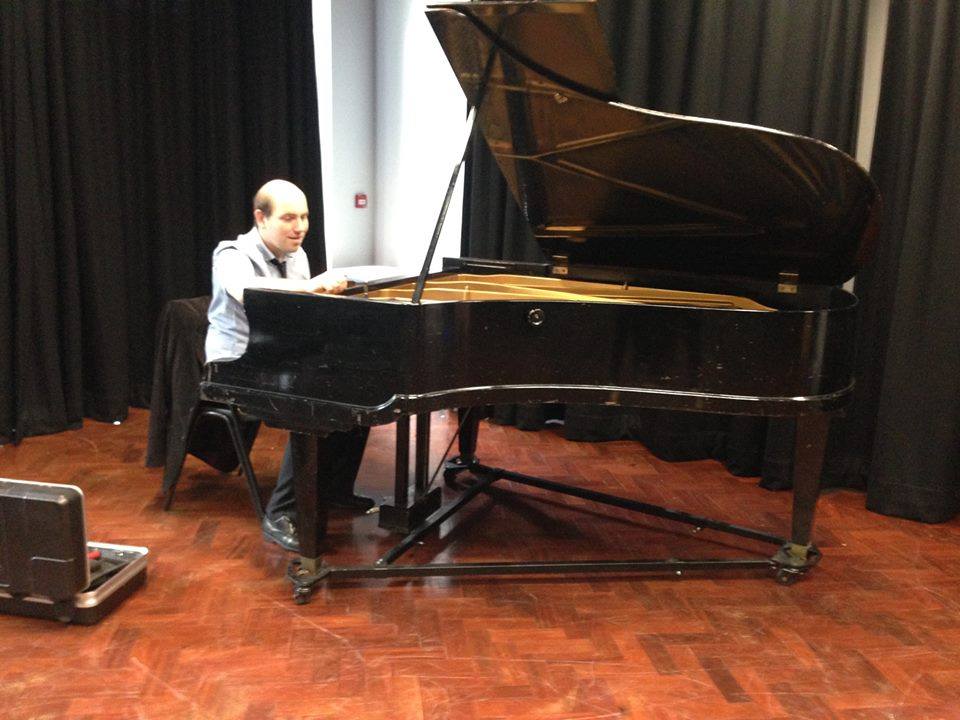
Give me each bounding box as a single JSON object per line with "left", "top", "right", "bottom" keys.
{"left": 823, "top": 0, "right": 960, "bottom": 522}
{"left": 0, "top": 0, "right": 324, "bottom": 444}
{"left": 461, "top": 0, "right": 867, "bottom": 479}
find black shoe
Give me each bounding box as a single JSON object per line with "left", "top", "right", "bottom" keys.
{"left": 261, "top": 514, "right": 300, "bottom": 553}
{"left": 328, "top": 493, "right": 376, "bottom": 512}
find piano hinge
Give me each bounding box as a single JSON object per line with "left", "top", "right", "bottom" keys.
{"left": 777, "top": 271, "right": 799, "bottom": 294}
{"left": 551, "top": 254, "right": 569, "bottom": 276}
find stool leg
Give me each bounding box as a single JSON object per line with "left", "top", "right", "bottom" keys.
{"left": 224, "top": 408, "right": 265, "bottom": 520}
{"left": 163, "top": 403, "right": 201, "bottom": 511}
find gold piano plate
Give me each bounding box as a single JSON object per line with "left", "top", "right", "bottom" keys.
{"left": 356, "top": 273, "right": 773, "bottom": 311}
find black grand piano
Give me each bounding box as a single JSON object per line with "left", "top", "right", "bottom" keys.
{"left": 202, "top": 0, "right": 879, "bottom": 602}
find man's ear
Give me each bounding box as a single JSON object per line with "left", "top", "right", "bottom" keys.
{"left": 254, "top": 209, "right": 266, "bottom": 228}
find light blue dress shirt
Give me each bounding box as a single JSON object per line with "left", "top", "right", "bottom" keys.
{"left": 204, "top": 226, "right": 311, "bottom": 362}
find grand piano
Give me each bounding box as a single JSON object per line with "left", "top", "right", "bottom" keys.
{"left": 202, "top": 0, "right": 879, "bottom": 602}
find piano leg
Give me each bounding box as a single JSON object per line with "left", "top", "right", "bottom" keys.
{"left": 291, "top": 431, "right": 363, "bottom": 602}
{"left": 444, "top": 407, "right": 481, "bottom": 484}
{"left": 392, "top": 415, "right": 411, "bottom": 510}
{"left": 291, "top": 429, "right": 383, "bottom": 602}
{"left": 291, "top": 431, "right": 327, "bottom": 568}
{"left": 415, "top": 413, "right": 431, "bottom": 497}
{"left": 457, "top": 407, "right": 480, "bottom": 463}
{"left": 773, "top": 412, "right": 830, "bottom": 584}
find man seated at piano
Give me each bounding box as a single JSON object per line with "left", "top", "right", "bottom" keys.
{"left": 205, "top": 179, "right": 374, "bottom": 553}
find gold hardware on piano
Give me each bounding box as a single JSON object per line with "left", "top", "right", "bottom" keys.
{"left": 777, "top": 271, "right": 800, "bottom": 295}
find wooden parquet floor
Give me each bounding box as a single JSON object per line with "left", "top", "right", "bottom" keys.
{"left": 1, "top": 408, "right": 960, "bottom": 720}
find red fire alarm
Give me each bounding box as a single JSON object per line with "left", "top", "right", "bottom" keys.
{"left": 354, "top": 192, "right": 367, "bottom": 209}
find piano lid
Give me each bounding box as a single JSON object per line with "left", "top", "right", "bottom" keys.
{"left": 426, "top": 0, "right": 881, "bottom": 286}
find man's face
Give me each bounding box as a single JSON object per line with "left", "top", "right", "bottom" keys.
{"left": 255, "top": 189, "right": 309, "bottom": 257}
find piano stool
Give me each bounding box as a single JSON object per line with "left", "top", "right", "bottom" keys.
{"left": 162, "top": 401, "right": 265, "bottom": 521}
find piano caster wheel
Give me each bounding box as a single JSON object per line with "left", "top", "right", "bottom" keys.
{"left": 293, "top": 586, "right": 313, "bottom": 604}
{"left": 775, "top": 568, "right": 802, "bottom": 585}
{"left": 443, "top": 457, "right": 473, "bottom": 486}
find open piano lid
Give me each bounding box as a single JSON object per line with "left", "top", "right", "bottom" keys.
{"left": 426, "top": 0, "right": 880, "bottom": 286}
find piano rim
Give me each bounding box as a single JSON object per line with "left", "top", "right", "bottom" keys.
{"left": 200, "top": 378, "right": 856, "bottom": 435}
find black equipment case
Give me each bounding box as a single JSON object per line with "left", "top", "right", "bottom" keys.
{"left": 0, "top": 478, "right": 148, "bottom": 624}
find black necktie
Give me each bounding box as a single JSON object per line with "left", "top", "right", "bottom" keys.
{"left": 269, "top": 258, "right": 287, "bottom": 278}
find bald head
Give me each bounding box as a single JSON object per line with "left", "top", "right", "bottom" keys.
{"left": 253, "top": 179, "right": 310, "bottom": 258}
{"left": 253, "top": 179, "right": 306, "bottom": 218}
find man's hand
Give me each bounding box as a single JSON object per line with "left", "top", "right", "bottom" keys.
{"left": 308, "top": 271, "right": 348, "bottom": 295}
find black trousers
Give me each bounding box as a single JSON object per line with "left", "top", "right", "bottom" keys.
{"left": 264, "top": 427, "right": 370, "bottom": 518}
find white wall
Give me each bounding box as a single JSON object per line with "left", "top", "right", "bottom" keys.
{"left": 313, "top": 0, "right": 377, "bottom": 269}
{"left": 845, "top": 0, "right": 889, "bottom": 293}
{"left": 373, "top": 0, "right": 468, "bottom": 271}
{"left": 855, "top": 0, "right": 891, "bottom": 171}
{"left": 314, "top": 0, "right": 467, "bottom": 273}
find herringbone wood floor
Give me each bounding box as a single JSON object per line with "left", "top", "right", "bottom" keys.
{"left": 1, "top": 408, "right": 959, "bottom": 719}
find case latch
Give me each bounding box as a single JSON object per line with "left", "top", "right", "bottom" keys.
{"left": 777, "top": 271, "right": 799, "bottom": 294}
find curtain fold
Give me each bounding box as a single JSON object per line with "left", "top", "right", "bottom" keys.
{"left": 461, "top": 0, "right": 867, "bottom": 481}
{"left": 824, "top": 0, "right": 960, "bottom": 521}
{"left": 0, "top": 0, "right": 324, "bottom": 444}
